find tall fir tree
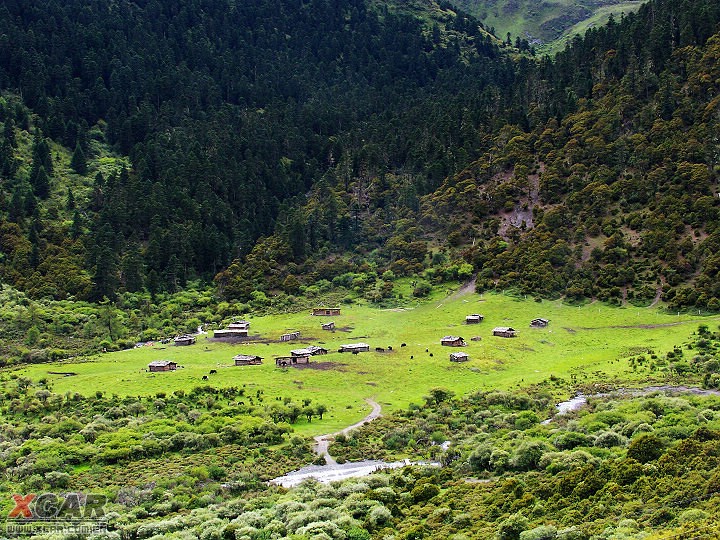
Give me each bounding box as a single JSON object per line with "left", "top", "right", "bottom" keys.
{"left": 70, "top": 143, "right": 87, "bottom": 175}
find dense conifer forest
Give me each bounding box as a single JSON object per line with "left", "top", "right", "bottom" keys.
{"left": 0, "top": 0, "right": 719, "bottom": 316}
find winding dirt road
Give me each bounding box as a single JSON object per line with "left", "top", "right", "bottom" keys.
{"left": 313, "top": 398, "right": 382, "bottom": 465}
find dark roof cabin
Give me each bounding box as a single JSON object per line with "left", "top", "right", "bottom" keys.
{"left": 440, "top": 336, "right": 467, "bottom": 347}
{"left": 339, "top": 343, "right": 370, "bottom": 353}
{"left": 492, "top": 327, "right": 517, "bottom": 338}
{"left": 450, "top": 352, "right": 470, "bottom": 362}
{"left": 174, "top": 334, "right": 196, "bottom": 346}
{"left": 465, "top": 314, "right": 484, "bottom": 324}
{"left": 234, "top": 354, "right": 263, "bottom": 366}
{"left": 291, "top": 345, "right": 328, "bottom": 356}
{"left": 313, "top": 307, "right": 341, "bottom": 316}
{"left": 275, "top": 355, "right": 311, "bottom": 367}
{"left": 322, "top": 321, "right": 336, "bottom": 330}
{"left": 530, "top": 318, "right": 549, "bottom": 328}
{"left": 148, "top": 360, "right": 177, "bottom": 372}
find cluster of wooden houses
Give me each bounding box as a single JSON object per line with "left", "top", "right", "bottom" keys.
{"left": 148, "top": 306, "right": 551, "bottom": 373}
{"left": 460, "top": 313, "right": 550, "bottom": 339}
{"left": 275, "top": 344, "right": 329, "bottom": 367}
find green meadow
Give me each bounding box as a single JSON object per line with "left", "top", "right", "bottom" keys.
{"left": 15, "top": 288, "right": 719, "bottom": 435}
{"left": 537, "top": 2, "right": 644, "bottom": 56}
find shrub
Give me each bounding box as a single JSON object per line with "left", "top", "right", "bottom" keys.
{"left": 410, "top": 483, "right": 439, "bottom": 502}
{"left": 511, "top": 441, "right": 550, "bottom": 471}
{"left": 593, "top": 431, "right": 626, "bottom": 448}
{"left": 519, "top": 525, "right": 557, "bottom": 540}
{"left": 498, "top": 513, "right": 530, "bottom": 540}
{"left": 552, "top": 432, "right": 592, "bottom": 450}
{"left": 367, "top": 506, "right": 392, "bottom": 529}
{"left": 627, "top": 433, "right": 664, "bottom": 463}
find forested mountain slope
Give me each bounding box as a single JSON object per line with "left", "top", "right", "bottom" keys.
{"left": 0, "top": 0, "right": 512, "bottom": 300}
{"left": 217, "top": 0, "right": 720, "bottom": 310}
{"left": 448, "top": 0, "right": 642, "bottom": 48}
{"left": 424, "top": 0, "right": 720, "bottom": 308}
{"left": 1, "top": 0, "right": 720, "bottom": 313}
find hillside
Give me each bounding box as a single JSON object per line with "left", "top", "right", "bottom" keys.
{"left": 1, "top": 0, "right": 720, "bottom": 330}
{"left": 0, "top": 0, "right": 513, "bottom": 303}
{"left": 447, "top": 0, "right": 643, "bottom": 51}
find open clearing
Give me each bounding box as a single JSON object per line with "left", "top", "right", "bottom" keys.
{"left": 14, "top": 288, "right": 719, "bottom": 435}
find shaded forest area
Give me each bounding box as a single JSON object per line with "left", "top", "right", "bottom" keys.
{"left": 1, "top": 0, "right": 720, "bottom": 309}
{"left": 0, "top": 0, "right": 513, "bottom": 299}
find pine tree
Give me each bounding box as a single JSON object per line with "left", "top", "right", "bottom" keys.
{"left": 28, "top": 226, "right": 40, "bottom": 268}
{"left": 9, "top": 187, "right": 24, "bottom": 222}
{"left": 70, "top": 143, "right": 87, "bottom": 175}
{"left": 31, "top": 165, "right": 50, "bottom": 199}
{"left": 30, "top": 132, "right": 52, "bottom": 175}
{"left": 71, "top": 211, "right": 83, "bottom": 239}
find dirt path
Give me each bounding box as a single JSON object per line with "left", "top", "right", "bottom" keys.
{"left": 649, "top": 287, "right": 663, "bottom": 307}
{"left": 313, "top": 398, "right": 382, "bottom": 465}
{"left": 437, "top": 277, "right": 477, "bottom": 308}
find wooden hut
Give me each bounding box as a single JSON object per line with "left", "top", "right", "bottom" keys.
{"left": 280, "top": 331, "right": 301, "bottom": 342}
{"left": 173, "top": 334, "right": 196, "bottom": 346}
{"left": 275, "top": 355, "right": 311, "bottom": 367}
{"left": 214, "top": 320, "right": 250, "bottom": 338}
{"left": 450, "top": 352, "right": 470, "bottom": 362}
{"left": 321, "top": 321, "right": 336, "bottom": 331}
{"left": 339, "top": 343, "right": 370, "bottom": 353}
{"left": 492, "top": 327, "right": 517, "bottom": 338}
{"left": 291, "top": 346, "right": 328, "bottom": 356}
{"left": 312, "top": 307, "right": 341, "bottom": 316}
{"left": 148, "top": 360, "right": 177, "bottom": 372}
{"left": 530, "top": 318, "right": 549, "bottom": 328}
{"left": 234, "top": 354, "right": 263, "bottom": 366}
{"left": 465, "top": 314, "right": 484, "bottom": 324}
{"left": 440, "top": 336, "right": 467, "bottom": 347}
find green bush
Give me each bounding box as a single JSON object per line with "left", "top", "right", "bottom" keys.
{"left": 498, "top": 513, "right": 530, "bottom": 540}
{"left": 627, "top": 433, "right": 664, "bottom": 463}
{"left": 410, "top": 483, "right": 439, "bottom": 502}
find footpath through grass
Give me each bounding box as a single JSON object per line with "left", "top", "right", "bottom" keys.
{"left": 14, "top": 289, "right": 719, "bottom": 435}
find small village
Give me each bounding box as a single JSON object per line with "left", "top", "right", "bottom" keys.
{"left": 146, "top": 307, "right": 550, "bottom": 374}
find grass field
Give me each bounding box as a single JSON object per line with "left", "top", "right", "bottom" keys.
{"left": 449, "top": 0, "right": 642, "bottom": 55}
{"left": 12, "top": 286, "right": 719, "bottom": 435}
{"left": 537, "top": 2, "right": 644, "bottom": 56}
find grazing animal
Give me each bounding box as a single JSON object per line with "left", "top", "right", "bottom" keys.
{"left": 375, "top": 347, "right": 385, "bottom": 352}
{"left": 410, "top": 355, "right": 414, "bottom": 359}
{"left": 209, "top": 369, "right": 217, "bottom": 375}
{"left": 352, "top": 351, "right": 359, "bottom": 355}
{"left": 388, "top": 346, "right": 393, "bottom": 351}
{"left": 425, "top": 348, "right": 429, "bottom": 352}
{"left": 429, "top": 353, "right": 433, "bottom": 357}
{"left": 202, "top": 375, "right": 209, "bottom": 380}
{"left": 401, "top": 343, "right": 407, "bottom": 347}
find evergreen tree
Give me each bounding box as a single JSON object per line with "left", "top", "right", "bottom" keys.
{"left": 8, "top": 187, "right": 24, "bottom": 223}
{"left": 66, "top": 188, "right": 75, "bottom": 211}
{"left": 30, "top": 133, "right": 52, "bottom": 175}
{"left": 28, "top": 226, "right": 40, "bottom": 268}
{"left": 70, "top": 143, "right": 87, "bottom": 175}
{"left": 121, "top": 247, "right": 145, "bottom": 292}
{"left": 71, "top": 211, "right": 83, "bottom": 239}
{"left": 31, "top": 165, "right": 50, "bottom": 199}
